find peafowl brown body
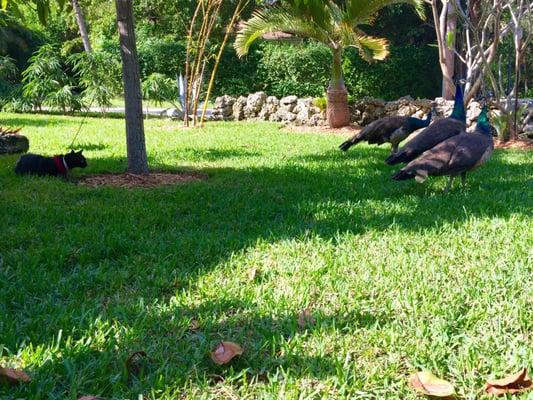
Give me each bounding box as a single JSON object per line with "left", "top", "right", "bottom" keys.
{"left": 392, "top": 106, "right": 493, "bottom": 193}
{"left": 386, "top": 84, "right": 466, "bottom": 165}
{"left": 339, "top": 113, "right": 431, "bottom": 155}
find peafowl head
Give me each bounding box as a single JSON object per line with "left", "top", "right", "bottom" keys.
{"left": 475, "top": 106, "right": 491, "bottom": 135}
{"left": 449, "top": 83, "right": 466, "bottom": 123}
{"left": 407, "top": 111, "right": 432, "bottom": 131}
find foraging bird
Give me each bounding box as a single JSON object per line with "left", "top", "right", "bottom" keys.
{"left": 385, "top": 84, "right": 466, "bottom": 165}
{"left": 391, "top": 106, "right": 493, "bottom": 193}
{"left": 339, "top": 113, "right": 432, "bottom": 155}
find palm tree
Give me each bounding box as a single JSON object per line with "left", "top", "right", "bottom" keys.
{"left": 235, "top": 0, "right": 425, "bottom": 128}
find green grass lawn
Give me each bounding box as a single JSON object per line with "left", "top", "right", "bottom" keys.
{"left": 1, "top": 112, "right": 532, "bottom": 399}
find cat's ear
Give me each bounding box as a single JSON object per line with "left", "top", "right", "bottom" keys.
{"left": 77, "top": 150, "right": 83, "bottom": 155}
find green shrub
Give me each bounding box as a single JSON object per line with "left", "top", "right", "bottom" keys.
{"left": 137, "top": 37, "right": 186, "bottom": 78}
{"left": 69, "top": 51, "right": 122, "bottom": 109}
{"left": 312, "top": 96, "right": 327, "bottom": 111}
{"left": 141, "top": 73, "right": 177, "bottom": 106}
{"left": 343, "top": 44, "right": 440, "bottom": 100}
{"left": 212, "top": 46, "right": 263, "bottom": 97}
{"left": 21, "top": 44, "right": 86, "bottom": 112}
{"left": 257, "top": 41, "right": 331, "bottom": 98}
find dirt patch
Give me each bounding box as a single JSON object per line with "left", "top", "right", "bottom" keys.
{"left": 78, "top": 172, "right": 207, "bottom": 188}
{"left": 494, "top": 138, "right": 533, "bottom": 150}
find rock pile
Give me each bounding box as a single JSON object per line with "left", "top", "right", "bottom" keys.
{"left": 212, "top": 92, "right": 533, "bottom": 135}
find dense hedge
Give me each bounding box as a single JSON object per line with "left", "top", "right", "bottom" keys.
{"left": 2, "top": 33, "right": 441, "bottom": 104}
{"left": 213, "top": 41, "right": 440, "bottom": 100}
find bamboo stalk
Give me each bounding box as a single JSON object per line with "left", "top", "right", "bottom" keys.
{"left": 201, "top": 0, "right": 249, "bottom": 126}
{"left": 184, "top": 1, "right": 203, "bottom": 126}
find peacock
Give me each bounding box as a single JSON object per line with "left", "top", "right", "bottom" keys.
{"left": 339, "top": 113, "right": 432, "bottom": 155}
{"left": 391, "top": 106, "right": 493, "bottom": 193}
{"left": 385, "top": 84, "right": 466, "bottom": 165}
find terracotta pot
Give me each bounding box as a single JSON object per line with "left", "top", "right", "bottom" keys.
{"left": 327, "top": 88, "right": 350, "bottom": 128}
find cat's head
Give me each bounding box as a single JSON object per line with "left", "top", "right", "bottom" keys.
{"left": 65, "top": 149, "right": 87, "bottom": 169}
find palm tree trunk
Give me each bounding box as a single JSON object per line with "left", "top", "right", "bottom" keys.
{"left": 327, "top": 48, "right": 350, "bottom": 128}
{"left": 115, "top": 0, "right": 149, "bottom": 174}
{"left": 71, "top": 0, "right": 92, "bottom": 53}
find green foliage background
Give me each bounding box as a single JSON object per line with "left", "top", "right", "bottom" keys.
{"left": 0, "top": 1, "right": 443, "bottom": 106}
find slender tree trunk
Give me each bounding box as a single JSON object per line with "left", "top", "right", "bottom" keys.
{"left": 71, "top": 0, "right": 92, "bottom": 53}
{"left": 431, "top": 0, "right": 456, "bottom": 100}
{"left": 327, "top": 48, "right": 349, "bottom": 128}
{"left": 115, "top": 0, "right": 149, "bottom": 174}
{"left": 442, "top": 2, "right": 457, "bottom": 99}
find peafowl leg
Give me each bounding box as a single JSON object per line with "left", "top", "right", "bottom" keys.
{"left": 443, "top": 176, "right": 454, "bottom": 194}
{"left": 461, "top": 172, "right": 467, "bottom": 188}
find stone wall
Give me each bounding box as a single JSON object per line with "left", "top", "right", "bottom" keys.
{"left": 213, "top": 92, "right": 533, "bottom": 136}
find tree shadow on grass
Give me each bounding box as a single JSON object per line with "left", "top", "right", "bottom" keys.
{"left": 1, "top": 146, "right": 531, "bottom": 397}
{"left": 9, "top": 296, "right": 391, "bottom": 398}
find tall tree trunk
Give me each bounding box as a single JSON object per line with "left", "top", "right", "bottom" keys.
{"left": 71, "top": 0, "right": 92, "bottom": 53}
{"left": 432, "top": 0, "right": 456, "bottom": 100}
{"left": 115, "top": 0, "right": 149, "bottom": 174}
{"left": 442, "top": 2, "right": 456, "bottom": 99}
{"left": 327, "top": 48, "right": 349, "bottom": 128}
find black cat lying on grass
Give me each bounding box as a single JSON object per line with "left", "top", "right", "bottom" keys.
{"left": 15, "top": 150, "right": 87, "bottom": 177}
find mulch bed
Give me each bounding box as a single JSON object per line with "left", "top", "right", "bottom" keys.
{"left": 494, "top": 138, "right": 533, "bottom": 150}
{"left": 78, "top": 172, "right": 207, "bottom": 188}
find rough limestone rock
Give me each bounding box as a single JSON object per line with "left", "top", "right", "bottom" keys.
{"left": 233, "top": 96, "right": 247, "bottom": 121}
{"left": 213, "top": 93, "right": 532, "bottom": 134}
{"left": 0, "top": 128, "right": 29, "bottom": 155}
{"left": 280, "top": 96, "right": 298, "bottom": 112}
{"left": 258, "top": 96, "right": 280, "bottom": 120}
{"left": 274, "top": 108, "right": 297, "bottom": 122}
{"left": 308, "top": 112, "right": 327, "bottom": 126}
{"left": 294, "top": 98, "right": 315, "bottom": 125}
{"left": 244, "top": 91, "right": 267, "bottom": 119}
{"left": 466, "top": 101, "right": 482, "bottom": 125}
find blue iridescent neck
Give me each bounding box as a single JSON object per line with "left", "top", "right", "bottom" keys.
{"left": 407, "top": 112, "right": 432, "bottom": 129}
{"left": 476, "top": 106, "right": 491, "bottom": 135}
{"left": 449, "top": 84, "right": 466, "bottom": 123}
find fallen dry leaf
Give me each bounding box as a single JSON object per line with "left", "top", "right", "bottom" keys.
{"left": 247, "top": 267, "right": 258, "bottom": 281}
{"left": 409, "top": 371, "right": 455, "bottom": 398}
{"left": 78, "top": 396, "right": 100, "bottom": 400}
{"left": 485, "top": 368, "right": 532, "bottom": 396}
{"left": 125, "top": 351, "right": 147, "bottom": 381}
{"left": 210, "top": 341, "right": 244, "bottom": 365}
{"left": 297, "top": 308, "right": 315, "bottom": 329}
{"left": 0, "top": 367, "right": 31, "bottom": 386}
{"left": 189, "top": 319, "right": 200, "bottom": 332}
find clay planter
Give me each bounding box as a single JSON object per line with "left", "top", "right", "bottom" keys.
{"left": 327, "top": 89, "right": 350, "bottom": 128}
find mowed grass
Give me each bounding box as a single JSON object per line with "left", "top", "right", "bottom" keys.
{"left": 0, "top": 112, "right": 532, "bottom": 399}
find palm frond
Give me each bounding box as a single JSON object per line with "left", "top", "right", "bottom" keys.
{"left": 234, "top": 7, "right": 330, "bottom": 57}
{"left": 345, "top": 0, "right": 425, "bottom": 23}
{"left": 348, "top": 34, "right": 389, "bottom": 62}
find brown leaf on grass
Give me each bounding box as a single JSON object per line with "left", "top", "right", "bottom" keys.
{"left": 297, "top": 308, "right": 315, "bottom": 329}
{"left": 247, "top": 267, "right": 258, "bottom": 281}
{"left": 78, "top": 396, "right": 101, "bottom": 400}
{"left": 189, "top": 319, "right": 200, "bottom": 332}
{"left": 485, "top": 368, "right": 532, "bottom": 396}
{"left": 125, "top": 351, "right": 147, "bottom": 381}
{"left": 210, "top": 341, "right": 244, "bottom": 365}
{"left": 409, "top": 371, "right": 455, "bottom": 398}
{"left": 0, "top": 367, "right": 31, "bottom": 386}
